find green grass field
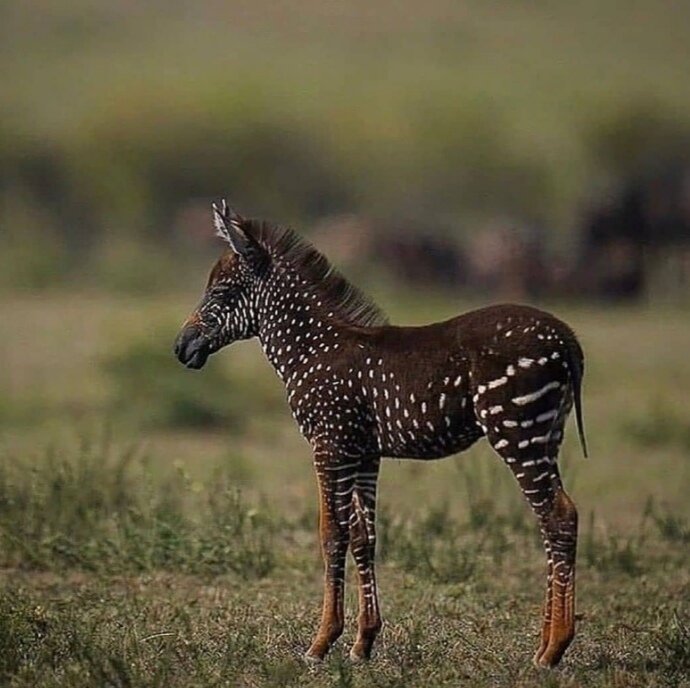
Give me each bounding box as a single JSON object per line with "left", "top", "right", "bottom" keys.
{"left": 1, "top": 292, "right": 689, "bottom": 687}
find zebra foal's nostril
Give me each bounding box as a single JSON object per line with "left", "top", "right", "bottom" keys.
{"left": 175, "top": 327, "right": 196, "bottom": 360}
{"left": 173, "top": 329, "right": 189, "bottom": 359}
{"left": 174, "top": 325, "right": 212, "bottom": 370}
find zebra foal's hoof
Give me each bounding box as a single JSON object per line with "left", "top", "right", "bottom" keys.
{"left": 532, "top": 645, "right": 565, "bottom": 669}
{"left": 303, "top": 651, "right": 324, "bottom": 665}
{"left": 349, "top": 648, "right": 369, "bottom": 663}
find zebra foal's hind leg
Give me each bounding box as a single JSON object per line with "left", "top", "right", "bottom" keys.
{"left": 497, "top": 441, "right": 577, "bottom": 667}
{"left": 537, "top": 483, "right": 577, "bottom": 667}
{"left": 476, "top": 387, "right": 578, "bottom": 667}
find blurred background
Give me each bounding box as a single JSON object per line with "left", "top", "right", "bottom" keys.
{"left": 2, "top": 0, "right": 690, "bottom": 301}
{"left": 1, "top": 0, "right": 689, "bottom": 515}
{"left": 2, "top": 0, "right": 690, "bottom": 480}
{"left": 0, "top": 5, "right": 689, "bottom": 683}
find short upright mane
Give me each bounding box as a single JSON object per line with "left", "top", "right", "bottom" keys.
{"left": 245, "top": 219, "right": 388, "bottom": 328}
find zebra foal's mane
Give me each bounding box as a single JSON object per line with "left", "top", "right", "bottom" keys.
{"left": 243, "top": 219, "right": 388, "bottom": 329}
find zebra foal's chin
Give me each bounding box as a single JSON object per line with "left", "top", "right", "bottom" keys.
{"left": 175, "top": 199, "right": 588, "bottom": 668}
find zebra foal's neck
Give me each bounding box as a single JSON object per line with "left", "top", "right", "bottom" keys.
{"left": 256, "top": 264, "right": 346, "bottom": 383}
{"left": 226, "top": 219, "right": 385, "bottom": 382}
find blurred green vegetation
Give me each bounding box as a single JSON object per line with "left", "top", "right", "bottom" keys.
{"left": 620, "top": 404, "right": 690, "bottom": 452}
{"left": 2, "top": 1, "right": 690, "bottom": 291}
{"left": 0, "top": 441, "right": 276, "bottom": 577}
{"left": 103, "top": 333, "right": 284, "bottom": 430}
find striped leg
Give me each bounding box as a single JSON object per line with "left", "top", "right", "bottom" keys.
{"left": 349, "top": 458, "right": 382, "bottom": 661}
{"left": 532, "top": 404, "right": 578, "bottom": 666}
{"left": 495, "top": 444, "right": 577, "bottom": 666}
{"left": 538, "top": 485, "right": 577, "bottom": 667}
{"left": 535, "top": 538, "right": 554, "bottom": 662}
{"left": 305, "top": 451, "right": 356, "bottom": 662}
{"left": 478, "top": 387, "right": 578, "bottom": 667}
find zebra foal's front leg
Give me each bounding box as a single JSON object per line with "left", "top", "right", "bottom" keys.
{"left": 305, "top": 449, "right": 356, "bottom": 662}
{"left": 349, "top": 457, "right": 382, "bottom": 661}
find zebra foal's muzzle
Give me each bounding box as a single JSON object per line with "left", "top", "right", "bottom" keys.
{"left": 174, "top": 324, "right": 212, "bottom": 370}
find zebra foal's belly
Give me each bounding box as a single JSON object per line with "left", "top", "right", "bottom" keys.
{"left": 377, "top": 414, "right": 484, "bottom": 460}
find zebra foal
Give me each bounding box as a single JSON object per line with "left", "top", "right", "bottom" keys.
{"left": 174, "top": 201, "right": 587, "bottom": 667}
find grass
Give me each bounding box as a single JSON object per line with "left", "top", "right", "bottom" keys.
{"left": 0, "top": 442, "right": 277, "bottom": 578}
{"left": 0, "top": 291, "right": 689, "bottom": 686}
{"left": 622, "top": 407, "right": 690, "bottom": 453}
{"left": 0, "top": 444, "right": 687, "bottom": 687}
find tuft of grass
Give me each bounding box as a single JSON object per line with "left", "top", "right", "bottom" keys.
{"left": 455, "top": 461, "right": 530, "bottom": 537}
{"left": 378, "top": 503, "right": 479, "bottom": 584}
{"left": 582, "top": 511, "right": 645, "bottom": 577}
{"left": 376, "top": 460, "right": 543, "bottom": 583}
{"left": 644, "top": 498, "right": 690, "bottom": 545}
{"left": 653, "top": 609, "right": 690, "bottom": 680}
{"left": 0, "top": 441, "right": 277, "bottom": 578}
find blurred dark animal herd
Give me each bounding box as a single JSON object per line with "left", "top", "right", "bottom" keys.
{"left": 309, "top": 160, "right": 690, "bottom": 302}
{"left": 577, "top": 163, "right": 690, "bottom": 300}
{"left": 360, "top": 161, "right": 690, "bottom": 301}
{"left": 6, "top": 157, "right": 690, "bottom": 302}
{"left": 215, "top": 160, "right": 690, "bottom": 302}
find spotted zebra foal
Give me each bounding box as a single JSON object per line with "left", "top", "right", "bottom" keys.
{"left": 174, "top": 201, "right": 587, "bottom": 668}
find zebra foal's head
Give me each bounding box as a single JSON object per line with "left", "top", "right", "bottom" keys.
{"left": 174, "top": 200, "right": 265, "bottom": 369}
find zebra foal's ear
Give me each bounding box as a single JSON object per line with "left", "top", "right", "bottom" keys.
{"left": 212, "top": 199, "right": 252, "bottom": 256}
